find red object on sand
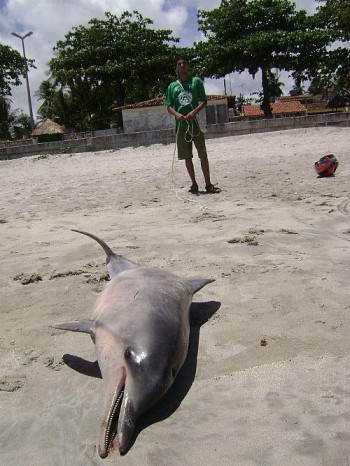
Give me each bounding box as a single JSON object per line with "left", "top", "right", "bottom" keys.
{"left": 315, "top": 154, "right": 338, "bottom": 177}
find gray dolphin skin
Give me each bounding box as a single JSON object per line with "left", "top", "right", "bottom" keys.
{"left": 53, "top": 229, "right": 214, "bottom": 457}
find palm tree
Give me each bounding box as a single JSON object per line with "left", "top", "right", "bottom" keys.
{"left": 0, "top": 97, "right": 16, "bottom": 140}
{"left": 12, "top": 113, "right": 32, "bottom": 139}
{"left": 35, "top": 79, "right": 59, "bottom": 121}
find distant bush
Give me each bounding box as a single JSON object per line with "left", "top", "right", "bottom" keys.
{"left": 38, "top": 134, "right": 62, "bottom": 143}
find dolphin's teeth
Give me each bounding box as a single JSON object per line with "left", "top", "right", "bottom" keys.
{"left": 105, "top": 390, "right": 124, "bottom": 451}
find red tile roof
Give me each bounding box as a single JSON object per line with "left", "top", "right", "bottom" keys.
{"left": 116, "top": 97, "right": 164, "bottom": 110}
{"left": 114, "top": 95, "right": 227, "bottom": 111}
{"left": 242, "top": 101, "right": 306, "bottom": 117}
{"left": 279, "top": 94, "right": 314, "bottom": 102}
{"left": 304, "top": 102, "right": 328, "bottom": 111}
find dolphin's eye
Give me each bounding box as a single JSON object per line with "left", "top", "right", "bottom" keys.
{"left": 124, "top": 347, "right": 132, "bottom": 360}
{"left": 124, "top": 347, "right": 147, "bottom": 366}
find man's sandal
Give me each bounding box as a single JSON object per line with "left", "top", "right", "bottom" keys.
{"left": 206, "top": 184, "right": 221, "bottom": 194}
{"left": 189, "top": 183, "right": 199, "bottom": 194}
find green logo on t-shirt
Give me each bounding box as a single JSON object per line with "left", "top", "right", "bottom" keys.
{"left": 178, "top": 91, "right": 192, "bottom": 106}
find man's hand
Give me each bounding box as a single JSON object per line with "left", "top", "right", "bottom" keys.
{"left": 176, "top": 112, "right": 186, "bottom": 121}
{"left": 185, "top": 110, "right": 197, "bottom": 121}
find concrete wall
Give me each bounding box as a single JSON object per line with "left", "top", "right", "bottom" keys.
{"left": 121, "top": 100, "right": 228, "bottom": 134}
{"left": 1, "top": 112, "right": 349, "bottom": 160}
{"left": 122, "top": 106, "right": 174, "bottom": 133}
{"left": 205, "top": 111, "right": 350, "bottom": 138}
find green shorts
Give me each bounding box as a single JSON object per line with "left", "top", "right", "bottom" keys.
{"left": 176, "top": 128, "right": 208, "bottom": 160}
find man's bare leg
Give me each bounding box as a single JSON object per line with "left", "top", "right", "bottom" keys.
{"left": 201, "top": 156, "right": 221, "bottom": 193}
{"left": 200, "top": 156, "right": 211, "bottom": 186}
{"left": 185, "top": 159, "right": 197, "bottom": 185}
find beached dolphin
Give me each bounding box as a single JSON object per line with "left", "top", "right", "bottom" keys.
{"left": 53, "top": 229, "right": 214, "bottom": 457}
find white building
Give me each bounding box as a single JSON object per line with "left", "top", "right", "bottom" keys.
{"left": 115, "top": 96, "right": 229, "bottom": 134}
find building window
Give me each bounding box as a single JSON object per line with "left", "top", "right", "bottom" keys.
{"left": 217, "top": 105, "right": 228, "bottom": 124}
{"left": 206, "top": 106, "right": 216, "bottom": 125}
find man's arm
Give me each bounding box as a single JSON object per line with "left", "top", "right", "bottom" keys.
{"left": 167, "top": 106, "right": 186, "bottom": 121}
{"left": 185, "top": 100, "right": 207, "bottom": 122}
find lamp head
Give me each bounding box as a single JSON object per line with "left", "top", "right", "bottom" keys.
{"left": 11, "top": 31, "right": 33, "bottom": 40}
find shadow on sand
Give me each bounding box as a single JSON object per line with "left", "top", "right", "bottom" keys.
{"left": 62, "top": 299, "right": 221, "bottom": 452}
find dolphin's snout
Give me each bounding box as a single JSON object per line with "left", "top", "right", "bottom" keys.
{"left": 98, "top": 443, "right": 109, "bottom": 459}
{"left": 99, "top": 369, "right": 125, "bottom": 458}
{"left": 117, "top": 418, "right": 135, "bottom": 456}
{"left": 117, "top": 396, "right": 136, "bottom": 456}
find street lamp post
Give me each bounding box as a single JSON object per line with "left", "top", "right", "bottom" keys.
{"left": 11, "top": 31, "right": 35, "bottom": 132}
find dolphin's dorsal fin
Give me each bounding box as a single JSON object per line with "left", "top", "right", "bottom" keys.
{"left": 52, "top": 320, "right": 94, "bottom": 335}
{"left": 71, "top": 229, "right": 139, "bottom": 279}
{"left": 187, "top": 278, "right": 215, "bottom": 294}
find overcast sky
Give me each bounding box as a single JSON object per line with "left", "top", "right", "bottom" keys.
{"left": 0, "top": 0, "right": 318, "bottom": 118}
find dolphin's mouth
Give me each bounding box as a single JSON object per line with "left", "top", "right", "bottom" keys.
{"left": 103, "top": 388, "right": 124, "bottom": 457}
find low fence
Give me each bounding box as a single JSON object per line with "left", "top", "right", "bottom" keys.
{"left": 1, "top": 112, "right": 349, "bottom": 161}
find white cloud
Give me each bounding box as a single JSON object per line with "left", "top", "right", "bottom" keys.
{"left": 1, "top": 0, "right": 318, "bottom": 117}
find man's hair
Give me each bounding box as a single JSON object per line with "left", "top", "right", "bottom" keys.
{"left": 175, "top": 56, "right": 190, "bottom": 66}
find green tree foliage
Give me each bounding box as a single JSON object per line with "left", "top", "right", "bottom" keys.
{"left": 0, "top": 44, "right": 25, "bottom": 97}
{"left": 11, "top": 113, "right": 32, "bottom": 139}
{"left": 308, "top": 48, "right": 350, "bottom": 105}
{"left": 196, "top": 0, "right": 332, "bottom": 117}
{"left": 35, "top": 79, "right": 72, "bottom": 125}
{"left": 316, "top": 0, "right": 350, "bottom": 41}
{"left": 310, "top": 1, "right": 350, "bottom": 103}
{"left": 35, "top": 79, "right": 59, "bottom": 119}
{"left": 0, "top": 97, "right": 14, "bottom": 139}
{"left": 0, "top": 43, "right": 35, "bottom": 139}
{"left": 252, "top": 70, "right": 284, "bottom": 103}
{"left": 0, "top": 96, "right": 31, "bottom": 140}
{"left": 48, "top": 11, "right": 179, "bottom": 130}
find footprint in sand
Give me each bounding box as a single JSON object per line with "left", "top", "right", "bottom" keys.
{"left": 0, "top": 375, "right": 26, "bottom": 392}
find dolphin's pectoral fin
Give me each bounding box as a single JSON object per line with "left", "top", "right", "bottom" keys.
{"left": 187, "top": 278, "right": 215, "bottom": 294}
{"left": 52, "top": 320, "right": 94, "bottom": 336}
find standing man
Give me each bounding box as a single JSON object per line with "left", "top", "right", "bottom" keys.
{"left": 165, "top": 56, "right": 221, "bottom": 194}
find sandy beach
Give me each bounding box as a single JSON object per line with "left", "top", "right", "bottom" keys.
{"left": 1, "top": 126, "right": 349, "bottom": 465}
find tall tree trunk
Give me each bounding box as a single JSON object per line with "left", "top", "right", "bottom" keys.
{"left": 261, "top": 67, "right": 273, "bottom": 119}
{"left": 0, "top": 98, "right": 11, "bottom": 140}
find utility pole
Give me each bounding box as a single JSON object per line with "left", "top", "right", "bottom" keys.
{"left": 11, "top": 31, "right": 35, "bottom": 132}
